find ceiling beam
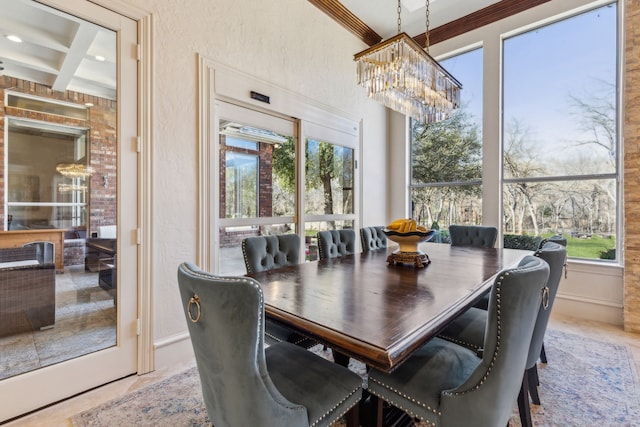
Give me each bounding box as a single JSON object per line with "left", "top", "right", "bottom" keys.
{"left": 307, "top": 0, "right": 382, "bottom": 46}
{"left": 309, "top": 0, "right": 552, "bottom": 48}
{"left": 415, "top": 0, "right": 552, "bottom": 47}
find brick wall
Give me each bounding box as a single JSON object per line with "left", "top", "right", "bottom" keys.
{"left": 0, "top": 77, "right": 116, "bottom": 267}
{"left": 624, "top": 0, "right": 640, "bottom": 332}
{"left": 0, "top": 76, "right": 117, "bottom": 238}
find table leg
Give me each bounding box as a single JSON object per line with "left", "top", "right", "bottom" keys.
{"left": 332, "top": 349, "right": 350, "bottom": 367}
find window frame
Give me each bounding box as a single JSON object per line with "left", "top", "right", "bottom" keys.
{"left": 410, "top": 0, "right": 622, "bottom": 265}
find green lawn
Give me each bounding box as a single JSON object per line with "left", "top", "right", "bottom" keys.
{"left": 561, "top": 234, "right": 616, "bottom": 259}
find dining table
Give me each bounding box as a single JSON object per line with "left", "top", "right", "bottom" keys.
{"left": 248, "top": 241, "right": 531, "bottom": 373}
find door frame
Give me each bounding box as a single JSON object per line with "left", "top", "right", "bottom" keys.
{"left": 0, "top": 0, "right": 152, "bottom": 421}
{"left": 198, "top": 57, "right": 361, "bottom": 272}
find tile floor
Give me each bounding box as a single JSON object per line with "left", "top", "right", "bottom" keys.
{"left": 4, "top": 313, "right": 640, "bottom": 427}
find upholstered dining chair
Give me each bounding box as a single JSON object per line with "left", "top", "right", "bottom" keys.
{"left": 448, "top": 224, "right": 498, "bottom": 248}
{"left": 242, "top": 234, "right": 316, "bottom": 349}
{"left": 242, "top": 234, "right": 301, "bottom": 274}
{"left": 317, "top": 229, "right": 357, "bottom": 259}
{"left": 316, "top": 229, "right": 357, "bottom": 364}
{"left": 360, "top": 226, "right": 387, "bottom": 252}
{"left": 437, "top": 241, "right": 566, "bottom": 427}
{"left": 535, "top": 234, "right": 567, "bottom": 365}
{"left": 367, "top": 255, "right": 550, "bottom": 427}
{"left": 449, "top": 225, "right": 499, "bottom": 311}
{"left": 177, "top": 262, "right": 363, "bottom": 427}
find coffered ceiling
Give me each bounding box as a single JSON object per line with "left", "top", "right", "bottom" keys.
{"left": 0, "top": 0, "right": 116, "bottom": 100}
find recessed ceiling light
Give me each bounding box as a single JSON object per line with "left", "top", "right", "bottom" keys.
{"left": 6, "top": 35, "right": 22, "bottom": 43}
{"left": 95, "top": 55, "right": 105, "bottom": 61}
{"left": 85, "top": 102, "right": 94, "bottom": 107}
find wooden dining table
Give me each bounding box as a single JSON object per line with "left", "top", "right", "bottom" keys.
{"left": 248, "top": 242, "right": 531, "bottom": 373}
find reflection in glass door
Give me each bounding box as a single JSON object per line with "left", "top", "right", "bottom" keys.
{"left": 212, "top": 102, "right": 359, "bottom": 272}
{"left": 303, "top": 128, "right": 357, "bottom": 258}
{"left": 216, "top": 102, "right": 297, "bottom": 275}
{"left": 0, "top": 0, "right": 138, "bottom": 420}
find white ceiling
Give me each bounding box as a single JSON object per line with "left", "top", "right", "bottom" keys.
{"left": 0, "top": 0, "right": 116, "bottom": 100}
{"left": 340, "top": 0, "right": 502, "bottom": 40}
{"left": 0, "top": 0, "right": 500, "bottom": 101}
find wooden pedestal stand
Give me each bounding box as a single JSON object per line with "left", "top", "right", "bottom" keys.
{"left": 386, "top": 251, "right": 431, "bottom": 268}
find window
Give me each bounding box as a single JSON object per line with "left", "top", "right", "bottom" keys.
{"left": 502, "top": 3, "right": 618, "bottom": 260}
{"left": 6, "top": 117, "right": 91, "bottom": 230}
{"left": 224, "top": 151, "right": 258, "bottom": 218}
{"left": 304, "top": 139, "right": 354, "bottom": 217}
{"left": 410, "top": 48, "right": 483, "bottom": 234}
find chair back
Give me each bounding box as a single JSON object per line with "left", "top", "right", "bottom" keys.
{"left": 526, "top": 241, "right": 566, "bottom": 368}
{"left": 539, "top": 233, "right": 568, "bottom": 248}
{"left": 23, "top": 241, "right": 55, "bottom": 265}
{"left": 242, "top": 234, "right": 300, "bottom": 274}
{"left": 449, "top": 225, "right": 498, "bottom": 248}
{"left": 317, "top": 230, "right": 356, "bottom": 259}
{"left": 177, "top": 262, "right": 309, "bottom": 426}
{"left": 441, "top": 255, "right": 549, "bottom": 427}
{"left": 360, "top": 226, "right": 387, "bottom": 252}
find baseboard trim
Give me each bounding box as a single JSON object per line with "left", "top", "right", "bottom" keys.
{"left": 153, "top": 332, "right": 194, "bottom": 369}
{"left": 554, "top": 293, "right": 623, "bottom": 325}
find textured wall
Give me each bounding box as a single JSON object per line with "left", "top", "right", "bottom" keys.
{"left": 624, "top": 0, "right": 640, "bottom": 332}
{"left": 125, "top": 0, "right": 388, "bottom": 340}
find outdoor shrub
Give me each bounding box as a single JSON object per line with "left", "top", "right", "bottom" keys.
{"left": 599, "top": 248, "right": 616, "bottom": 260}
{"left": 503, "top": 234, "right": 543, "bottom": 251}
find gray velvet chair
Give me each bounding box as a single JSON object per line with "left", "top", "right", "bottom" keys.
{"left": 242, "top": 234, "right": 301, "bottom": 274}
{"left": 437, "top": 242, "right": 566, "bottom": 427}
{"left": 449, "top": 225, "right": 498, "bottom": 311}
{"left": 177, "top": 262, "right": 362, "bottom": 427}
{"left": 536, "top": 234, "right": 567, "bottom": 364}
{"left": 316, "top": 229, "right": 357, "bottom": 364}
{"left": 448, "top": 224, "right": 498, "bottom": 248}
{"left": 360, "top": 226, "right": 387, "bottom": 252}
{"left": 317, "top": 229, "right": 357, "bottom": 259}
{"left": 367, "top": 255, "right": 549, "bottom": 427}
{"left": 242, "top": 234, "right": 315, "bottom": 349}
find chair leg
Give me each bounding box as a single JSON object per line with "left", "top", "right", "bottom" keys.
{"left": 344, "top": 402, "right": 360, "bottom": 427}
{"left": 527, "top": 366, "right": 541, "bottom": 405}
{"left": 539, "top": 342, "right": 548, "bottom": 363}
{"left": 332, "top": 349, "right": 350, "bottom": 367}
{"left": 518, "top": 373, "right": 533, "bottom": 427}
{"left": 368, "top": 394, "right": 384, "bottom": 427}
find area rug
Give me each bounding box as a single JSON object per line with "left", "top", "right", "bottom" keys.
{"left": 71, "top": 329, "right": 640, "bottom": 426}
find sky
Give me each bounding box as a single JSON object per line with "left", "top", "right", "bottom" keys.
{"left": 438, "top": 2, "right": 618, "bottom": 174}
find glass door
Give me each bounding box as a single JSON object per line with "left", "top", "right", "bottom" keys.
{"left": 0, "top": 0, "right": 138, "bottom": 420}
{"left": 302, "top": 122, "right": 358, "bottom": 257}
{"left": 215, "top": 101, "right": 297, "bottom": 275}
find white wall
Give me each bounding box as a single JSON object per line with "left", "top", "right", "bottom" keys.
{"left": 121, "top": 0, "right": 387, "bottom": 366}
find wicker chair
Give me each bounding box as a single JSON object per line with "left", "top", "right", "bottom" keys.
{"left": 0, "top": 246, "right": 56, "bottom": 336}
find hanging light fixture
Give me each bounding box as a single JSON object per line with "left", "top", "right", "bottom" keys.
{"left": 56, "top": 163, "right": 95, "bottom": 179}
{"left": 354, "top": 0, "right": 462, "bottom": 123}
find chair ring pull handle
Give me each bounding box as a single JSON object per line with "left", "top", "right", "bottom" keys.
{"left": 188, "top": 294, "right": 201, "bottom": 323}
{"left": 541, "top": 286, "right": 550, "bottom": 310}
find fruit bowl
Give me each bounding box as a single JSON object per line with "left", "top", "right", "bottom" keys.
{"left": 384, "top": 229, "right": 435, "bottom": 253}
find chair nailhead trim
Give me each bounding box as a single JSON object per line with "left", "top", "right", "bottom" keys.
{"left": 443, "top": 272, "right": 509, "bottom": 397}
{"left": 438, "top": 334, "right": 482, "bottom": 351}
{"left": 367, "top": 386, "right": 437, "bottom": 427}
{"left": 309, "top": 386, "right": 361, "bottom": 427}
{"left": 182, "top": 264, "right": 265, "bottom": 349}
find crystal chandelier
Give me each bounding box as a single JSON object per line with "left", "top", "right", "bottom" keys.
{"left": 56, "top": 163, "right": 95, "bottom": 179}
{"left": 354, "top": 0, "right": 462, "bottom": 123}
